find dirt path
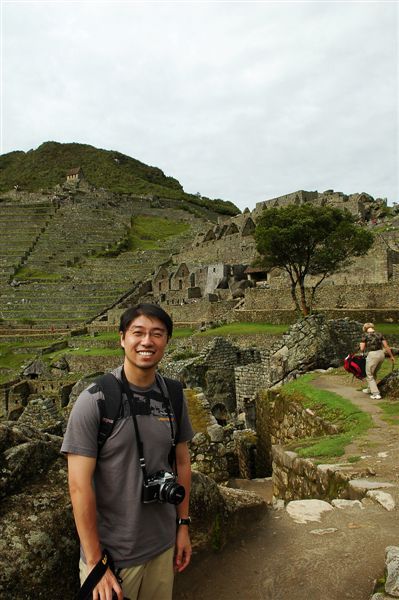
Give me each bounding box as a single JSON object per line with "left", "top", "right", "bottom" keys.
{"left": 174, "top": 374, "right": 399, "bottom": 600}
{"left": 312, "top": 374, "right": 399, "bottom": 493}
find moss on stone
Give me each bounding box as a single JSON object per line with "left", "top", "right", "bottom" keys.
{"left": 211, "top": 512, "right": 223, "bottom": 551}
{"left": 184, "top": 389, "right": 213, "bottom": 433}
{"left": 240, "top": 430, "right": 257, "bottom": 445}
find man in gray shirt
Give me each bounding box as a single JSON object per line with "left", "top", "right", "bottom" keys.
{"left": 62, "top": 304, "right": 193, "bottom": 599}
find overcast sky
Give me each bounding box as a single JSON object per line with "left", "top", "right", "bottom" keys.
{"left": 1, "top": 1, "right": 398, "bottom": 211}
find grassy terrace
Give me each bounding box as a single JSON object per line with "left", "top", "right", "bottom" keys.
{"left": 172, "top": 322, "right": 289, "bottom": 338}
{"left": 2, "top": 211, "right": 198, "bottom": 329}
{"left": 129, "top": 215, "right": 190, "bottom": 251}
{"left": 14, "top": 268, "right": 63, "bottom": 281}
{"left": 1, "top": 320, "right": 398, "bottom": 394}
{"left": 0, "top": 322, "right": 288, "bottom": 384}
{"left": 282, "top": 373, "right": 373, "bottom": 460}
{"left": 281, "top": 352, "right": 399, "bottom": 461}
{"left": 0, "top": 338, "right": 57, "bottom": 384}
{"left": 379, "top": 400, "right": 399, "bottom": 425}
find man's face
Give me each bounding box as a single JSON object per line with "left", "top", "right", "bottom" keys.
{"left": 120, "top": 314, "right": 168, "bottom": 372}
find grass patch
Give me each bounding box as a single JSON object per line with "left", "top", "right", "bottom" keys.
{"left": 197, "top": 322, "right": 288, "bottom": 336}
{"left": 374, "top": 323, "right": 399, "bottom": 336}
{"left": 283, "top": 373, "right": 373, "bottom": 459}
{"left": 14, "top": 267, "right": 62, "bottom": 281}
{"left": 377, "top": 356, "right": 399, "bottom": 379}
{"left": 51, "top": 323, "right": 284, "bottom": 344}
{"left": 379, "top": 401, "right": 399, "bottom": 425}
{"left": 70, "top": 348, "right": 122, "bottom": 357}
{"left": 347, "top": 455, "right": 361, "bottom": 463}
{"left": 172, "top": 328, "right": 195, "bottom": 339}
{"left": 46, "top": 347, "right": 122, "bottom": 362}
{"left": 0, "top": 338, "right": 68, "bottom": 380}
{"left": 77, "top": 331, "right": 120, "bottom": 342}
{"left": 0, "top": 339, "right": 57, "bottom": 351}
{"left": 171, "top": 349, "right": 198, "bottom": 362}
{"left": 0, "top": 343, "right": 37, "bottom": 380}
{"left": 129, "top": 215, "right": 189, "bottom": 251}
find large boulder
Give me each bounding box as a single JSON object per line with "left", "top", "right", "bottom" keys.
{"left": 0, "top": 423, "right": 78, "bottom": 599}
{"left": 264, "top": 314, "right": 363, "bottom": 387}
{"left": 22, "top": 358, "right": 51, "bottom": 379}
{"left": 379, "top": 370, "right": 399, "bottom": 400}
{"left": 18, "top": 397, "right": 65, "bottom": 435}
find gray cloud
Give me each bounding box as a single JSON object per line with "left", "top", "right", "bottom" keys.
{"left": 2, "top": 1, "right": 398, "bottom": 210}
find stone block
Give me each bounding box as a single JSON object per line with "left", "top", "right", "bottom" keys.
{"left": 386, "top": 546, "right": 399, "bottom": 597}
{"left": 367, "top": 490, "right": 396, "bottom": 511}
{"left": 348, "top": 479, "right": 394, "bottom": 500}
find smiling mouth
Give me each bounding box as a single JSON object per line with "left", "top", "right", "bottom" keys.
{"left": 137, "top": 351, "right": 154, "bottom": 356}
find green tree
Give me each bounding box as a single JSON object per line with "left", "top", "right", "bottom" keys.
{"left": 254, "top": 204, "right": 374, "bottom": 316}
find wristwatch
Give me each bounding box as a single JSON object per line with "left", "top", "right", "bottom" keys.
{"left": 176, "top": 517, "right": 191, "bottom": 526}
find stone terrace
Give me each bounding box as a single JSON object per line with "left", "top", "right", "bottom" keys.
{"left": 0, "top": 201, "right": 56, "bottom": 286}
{"left": 0, "top": 193, "right": 205, "bottom": 328}
{"left": 18, "top": 197, "right": 128, "bottom": 274}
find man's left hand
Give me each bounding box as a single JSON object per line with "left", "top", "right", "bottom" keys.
{"left": 174, "top": 526, "right": 192, "bottom": 573}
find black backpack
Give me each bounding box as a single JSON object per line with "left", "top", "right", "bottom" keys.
{"left": 93, "top": 372, "right": 184, "bottom": 454}
{"left": 343, "top": 353, "right": 366, "bottom": 380}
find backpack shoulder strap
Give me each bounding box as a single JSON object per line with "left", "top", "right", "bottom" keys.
{"left": 155, "top": 373, "right": 184, "bottom": 428}
{"left": 94, "top": 373, "right": 123, "bottom": 454}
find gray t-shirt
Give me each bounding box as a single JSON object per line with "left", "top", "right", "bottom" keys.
{"left": 61, "top": 366, "right": 194, "bottom": 568}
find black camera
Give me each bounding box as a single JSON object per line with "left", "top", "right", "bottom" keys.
{"left": 142, "top": 470, "right": 185, "bottom": 505}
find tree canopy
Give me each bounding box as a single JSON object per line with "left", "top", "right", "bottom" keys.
{"left": 254, "top": 204, "right": 374, "bottom": 315}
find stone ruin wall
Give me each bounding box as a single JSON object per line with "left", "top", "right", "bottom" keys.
{"left": 271, "top": 445, "right": 355, "bottom": 502}
{"left": 255, "top": 389, "right": 339, "bottom": 477}
{"left": 172, "top": 229, "right": 396, "bottom": 291}
{"left": 173, "top": 232, "right": 256, "bottom": 265}
{"left": 251, "top": 189, "right": 378, "bottom": 221}
{"left": 92, "top": 189, "right": 399, "bottom": 330}
{"left": 156, "top": 194, "right": 399, "bottom": 326}
{"left": 166, "top": 315, "right": 364, "bottom": 436}
{"left": 252, "top": 190, "right": 318, "bottom": 217}
{"left": 243, "top": 281, "right": 399, "bottom": 311}
{"left": 163, "top": 299, "right": 238, "bottom": 325}
{"left": 173, "top": 316, "right": 373, "bottom": 498}
{"left": 106, "top": 299, "right": 238, "bottom": 328}
{"left": 259, "top": 234, "right": 393, "bottom": 287}
{"left": 235, "top": 316, "right": 363, "bottom": 420}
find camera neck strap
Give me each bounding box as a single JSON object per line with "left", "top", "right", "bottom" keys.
{"left": 76, "top": 549, "right": 115, "bottom": 600}
{"left": 120, "top": 368, "right": 176, "bottom": 484}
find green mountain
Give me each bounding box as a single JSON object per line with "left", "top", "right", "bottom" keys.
{"left": 0, "top": 141, "right": 239, "bottom": 216}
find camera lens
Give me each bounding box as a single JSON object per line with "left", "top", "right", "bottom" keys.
{"left": 160, "top": 481, "right": 185, "bottom": 505}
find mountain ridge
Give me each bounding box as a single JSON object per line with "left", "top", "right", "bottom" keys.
{"left": 0, "top": 141, "right": 240, "bottom": 216}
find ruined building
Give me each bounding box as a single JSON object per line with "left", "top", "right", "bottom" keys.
{"left": 105, "top": 188, "right": 399, "bottom": 328}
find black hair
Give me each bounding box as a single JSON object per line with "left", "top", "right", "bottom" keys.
{"left": 119, "top": 303, "right": 173, "bottom": 339}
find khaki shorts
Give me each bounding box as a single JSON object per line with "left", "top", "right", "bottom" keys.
{"left": 79, "top": 546, "right": 175, "bottom": 600}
